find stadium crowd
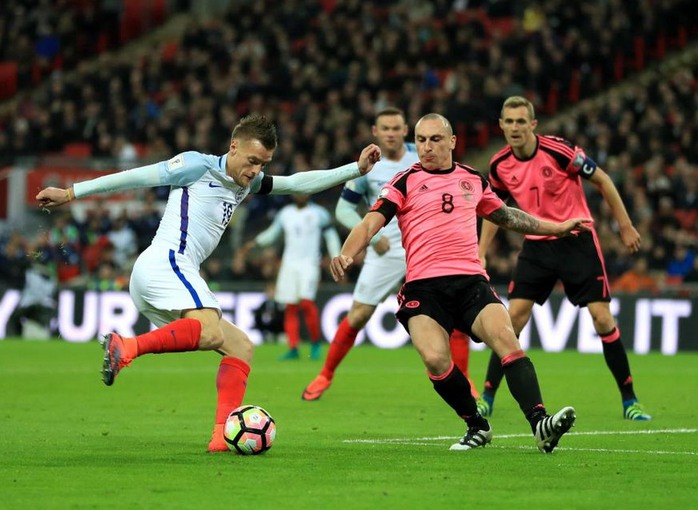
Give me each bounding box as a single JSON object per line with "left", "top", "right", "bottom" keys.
{"left": 0, "top": 0, "right": 696, "bottom": 295}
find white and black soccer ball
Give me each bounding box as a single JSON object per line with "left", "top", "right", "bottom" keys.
{"left": 223, "top": 405, "right": 276, "bottom": 455}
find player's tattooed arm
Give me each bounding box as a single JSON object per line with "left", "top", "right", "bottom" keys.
{"left": 485, "top": 205, "right": 592, "bottom": 237}
{"left": 486, "top": 206, "right": 540, "bottom": 234}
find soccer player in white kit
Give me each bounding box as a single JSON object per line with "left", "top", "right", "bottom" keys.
{"left": 36, "top": 114, "right": 381, "bottom": 452}
{"left": 243, "top": 193, "right": 341, "bottom": 360}
{"left": 302, "top": 107, "right": 478, "bottom": 401}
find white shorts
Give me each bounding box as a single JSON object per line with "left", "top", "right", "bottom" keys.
{"left": 274, "top": 259, "right": 320, "bottom": 304}
{"left": 353, "top": 249, "right": 406, "bottom": 306}
{"left": 129, "top": 245, "right": 220, "bottom": 327}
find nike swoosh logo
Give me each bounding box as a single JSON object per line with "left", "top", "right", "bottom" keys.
{"left": 208, "top": 182, "right": 223, "bottom": 188}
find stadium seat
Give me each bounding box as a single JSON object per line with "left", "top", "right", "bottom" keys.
{"left": 674, "top": 210, "right": 698, "bottom": 231}
{"left": 0, "top": 61, "right": 18, "bottom": 100}
{"left": 63, "top": 143, "right": 92, "bottom": 158}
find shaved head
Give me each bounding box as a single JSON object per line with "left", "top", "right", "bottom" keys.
{"left": 416, "top": 113, "right": 453, "bottom": 137}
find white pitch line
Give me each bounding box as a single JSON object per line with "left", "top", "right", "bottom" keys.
{"left": 344, "top": 428, "right": 697, "bottom": 443}
{"left": 344, "top": 428, "right": 698, "bottom": 456}
{"left": 489, "top": 445, "right": 698, "bottom": 456}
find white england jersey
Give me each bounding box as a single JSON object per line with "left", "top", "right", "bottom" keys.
{"left": 129, "top": 151, "right": 266, "bottom": 323}
{"left": 255, "top": 202, "right": 340, "bottom": 304}
{"left": 340, "top": 144, "right": 418, "bottom": 251}
{"left": 259, "top": 203, "right": 335, "bottom": 264}
{"left": 152, "top": 151, "right": 257, "bottom": 265}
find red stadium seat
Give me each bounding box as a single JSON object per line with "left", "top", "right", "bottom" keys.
{"left": 63, "top": 143, "right": 92, "bottom": 158}
{"left": 0, "top": 62, "right": 18, "bottom": 100}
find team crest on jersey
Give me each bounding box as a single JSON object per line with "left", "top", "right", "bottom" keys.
{"left": 542, "top": 166, "right": 553, "bottom": 178}
{"left": 379, "top": 188, "right": 389, "bottom": 198}
{"left": 234, "top": 187, "right": 247, "bottom": 203}
{"left": 459, "top": 180, "right": 474, "bottom": 192}
{"left": 459, "top": 180, "right": 474, "bottom": 201}
{"left": 405, "top": 300, "right": 420, "bottom": 309}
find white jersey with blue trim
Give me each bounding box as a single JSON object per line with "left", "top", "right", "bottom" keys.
{"left": 277, "top": 203, "right": 333, "bottom": 264}
{"left": 341, "top": 143, "right": 418, "bottom": 249}
{"left": 152, "top": 151, "right": 257, "bottom": 266}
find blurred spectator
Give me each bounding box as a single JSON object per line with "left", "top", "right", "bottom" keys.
{"left": 683, "top": 257, "right": 698, "bottom": 284}
{"left": 87, "top": 261, "right": 128, "bottom": 291}
{"left": 82, "top": 235, "right": 114, "bottom": 275}
{"left": 667, "top": 244, "right": 696, "bottom": 279}
{"left": 253, "top": 283, "right": 285, "bottom": 343}
{"left": 131, "top": 190, "right": 163, "bottom": 252}
{"left": 106, "top": 213, "right": 138, "bottom": 270}
{"left": 6, "top": 260, "right": 57, "bottom": 339}
{"left": 113, "top": 134, "right": 139, "bottom": 169}
{"left": 0, "top": 231, "right": 30, "bottom": 289}
{"left": 612, "top": 256, "right": 659, "bottom": 294}
{"left": 201, "top": 257, "right": 234, "bottom": 291}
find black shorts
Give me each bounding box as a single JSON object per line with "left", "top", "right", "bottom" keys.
{"left": 509, "top": 231, "right": 611, "bottom": 306}
{"left": 396, "top": 274, "right": 503, "bottom": 343}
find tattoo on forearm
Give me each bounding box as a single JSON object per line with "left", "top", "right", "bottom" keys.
{"left": 488, "top": 207, "right": 541, "bottom": 234}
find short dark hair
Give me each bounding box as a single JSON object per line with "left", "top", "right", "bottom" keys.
{"left": 232, "top": 114, "right": 278, "bottom": 150}
{"left": 375, "top": 106, "right": 406, "bottom": 122}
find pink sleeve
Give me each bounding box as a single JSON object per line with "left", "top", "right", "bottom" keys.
{"left": 476, "top": 183, "right": 505, "bottom": 217}
{"left": 378, "top": 184, "right": 405, "bottom": 209}
{"left": 568, "top": 147, "right": 588, "bottom": 175}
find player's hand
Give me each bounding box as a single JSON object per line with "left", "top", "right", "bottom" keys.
{"left": 556, "top": 218, "right": 593, "bottom": 237}
{"left": 619, "top": 224, "right": 641, "bottom": 253}
{"left": 372, "top": 236, "right": 390, "bottom": 255}
{"left": 330, "top": 254, "right": 354, "bottom": 281}
{"left": 36, "top": 187, "right": 72, "bottom": 208}
{"left": 357, "top": 144, "right": 381, "bottom": 175}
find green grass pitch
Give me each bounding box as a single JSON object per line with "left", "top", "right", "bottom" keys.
{"left": 0, "top": 339, "right": 695, "bottom": 509}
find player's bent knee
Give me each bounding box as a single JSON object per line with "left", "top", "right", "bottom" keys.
{"left": 347, "top": 303, "right": 375, "bottom": 329}
{"left": 509, "top": 312, "right": 530, "bottom": 332}
{"left": 198, "top": 326, "right": 225, "bottom": 350}
{"left": 217, "top": 331, "right": 254, "bottom": 361}
{"left": 421, "top": 351, "right": 450, "bottom": 375}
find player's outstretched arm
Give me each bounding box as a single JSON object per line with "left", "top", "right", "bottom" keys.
{"left": 485, "top": 205, "right": 592, "bottom": 237}
{"left": 590, "top": 167, "right": 641, "bottom": 253}
{"left": 336, "top": 197, "right": 390, "bottom": 254}
{"left": 268, "top": 144, "right": 381, "bottom": 195}
{"left": 36, "top": 187, "right": 75, "bottom": 208}
{"left": 329, "top": 211, "right": 385, "bottom": 281}
{"left": 37, "top": 161, "right": 167, "bottom": 208}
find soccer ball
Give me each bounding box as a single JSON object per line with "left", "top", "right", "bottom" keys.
{"left": 224, "top": 405, "right": 276, "bottom": 455}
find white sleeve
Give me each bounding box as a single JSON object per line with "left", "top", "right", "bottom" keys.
{"left": 73, "top": 152, "right": 209, "bottom": 198}
{"left": 73, "top": 163, "right": 163, "bottom": 198}
{"left": 254, "top": 215, "right": 283, "bottom": 247}
{"left": 267, "top": 162, "right": 360, "bottom": 195}
{"left": 335, "top": 197, "right": 363, "bottom": 230}
{"left": 335, "top": 195, "right": 383, "bottom": 246}
{"left": 323, "top": 227, "right": 342, "bottom": 258}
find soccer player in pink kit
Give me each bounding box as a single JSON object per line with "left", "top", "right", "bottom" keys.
{"left": 330, "top": 113, "right": 589, "bottom": 452}
{"left": 302, "top": 107, "right": 478, "bottom": 402}
{"left": 476, "top": 96, "right": 651, "bottom": 421}
{"left": 36, "top": 115, "right": 382, "bottom": 452}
